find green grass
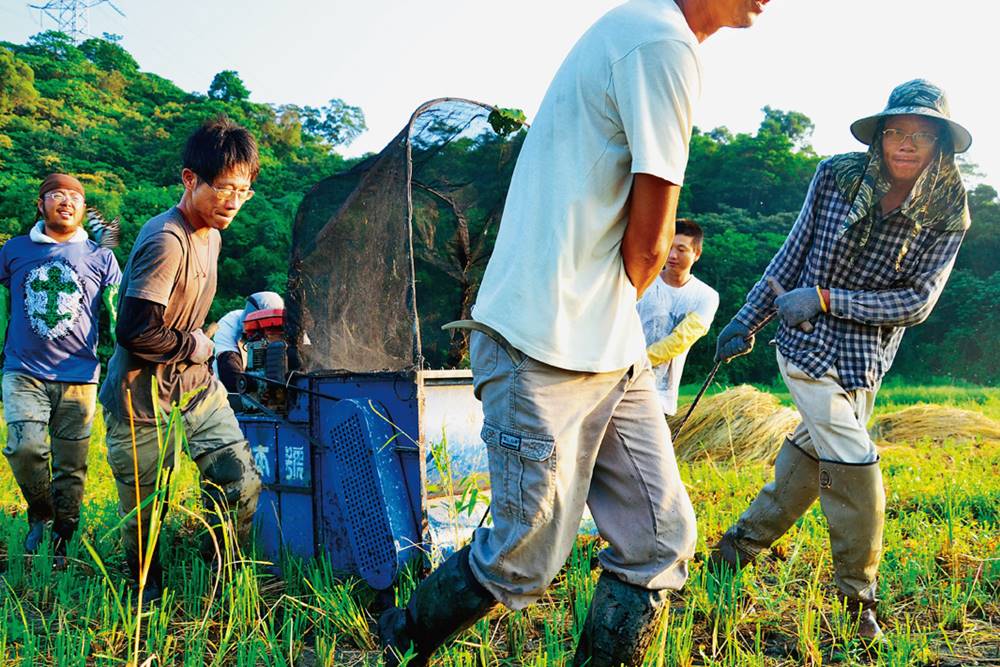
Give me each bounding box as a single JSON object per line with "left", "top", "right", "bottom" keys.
{"left": 1, "top": 386, "right": 998, "bottom": 665}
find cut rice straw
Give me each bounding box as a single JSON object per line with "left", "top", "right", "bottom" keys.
{"left": 870, "top": 404, "right": 1000, "bottom": 445}
{"left": 667, "top": 385, "right": 800, "bottom": 465}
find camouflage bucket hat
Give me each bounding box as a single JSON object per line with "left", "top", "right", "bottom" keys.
{"left": 850, "top": 79, "right": 972, "bottom": 154}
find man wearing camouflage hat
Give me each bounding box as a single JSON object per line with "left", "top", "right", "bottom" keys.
{"left": 0, "top": 173, "right": 121, "bottom": 569}
{"left": 711, "top": 80, "right": 973, "bottom": 640}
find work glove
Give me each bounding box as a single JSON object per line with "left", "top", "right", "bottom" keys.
{"left": 715, "top": 319, "right": 754, "bottom": 363}
{"left": 189, "top": 329, "right": 215, "bottom": 364}
{"left": 775, "top": 287, "right": 822, "bottom": 328}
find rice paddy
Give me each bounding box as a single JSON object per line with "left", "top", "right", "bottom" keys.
{"left": 1, "top": 383, "right": 998, "bottom": 665}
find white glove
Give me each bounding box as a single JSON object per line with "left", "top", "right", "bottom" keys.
{"left": 189, "top": 329, "right": 215, "bottom": 364}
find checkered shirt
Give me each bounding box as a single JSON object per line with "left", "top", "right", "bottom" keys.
{"left": 735, "top": 159, "right": 966, "bottom": 391}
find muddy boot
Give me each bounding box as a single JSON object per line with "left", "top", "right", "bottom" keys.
{"left": 126, "top": 545, "right": 164, "bottom": 607}
{"left": 572, "top": 571, "right": 668, "bottom": 667}
{"left": 51, "top": 520, "right": 76, "bottom": 571}
{"left": 710, "top": 439, "right": 818, "bottom": 572}
{"left": 23, "top": 519, "right": 49, "bottom": 555}
{"left": 818, "top": 458, "right": 885, "bottom": 643}
{"left": 377, "top": 545, "right": 497, "bottom": 667}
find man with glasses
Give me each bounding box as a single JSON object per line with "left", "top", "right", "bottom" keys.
{"left": 711, "top": 80, "right": 972, "bottom": 641}
{"left": 99, "top": 118, "right": 262, "bottom": 603}
{"left": 0, "top": 173, "right": 121, "bottom": 569}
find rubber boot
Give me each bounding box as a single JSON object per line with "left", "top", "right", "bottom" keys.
{"left": 23, "top": 519, "right": 49, "bottom": 555}
{"left": 818, "top": 458, "right": 885, "bottom": 642}
{"left": 126, "top": 544, "right": 164, "bottom": 607}
{"left": 51, "top": 520, "right": 76, "bottom": 571}
{"left": 377, "top": 546, "right": 497, "bottom": 667}
{"left": 710, "top": 439, "right": 819, "bottom": 572}
{"left": 572, "top": 571, "right": 669, "bottom": 667}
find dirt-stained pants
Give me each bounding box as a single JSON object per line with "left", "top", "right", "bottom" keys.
{"left": 2, "top": 371, "right": 95, "bottom": 531}
{"left": 104, "top": 383, "right": 261, "bottom": 558}
{"left": 467, "top": 332, "right": 697, "bottom": 610}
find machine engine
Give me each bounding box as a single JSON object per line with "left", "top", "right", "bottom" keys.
{"left": 238, "top": 308, "right": 290, "bottom": 412}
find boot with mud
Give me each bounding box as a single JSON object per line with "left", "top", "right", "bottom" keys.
{"left": 23, "top": 519, "right": 49, "bottom": 555}
{"left": 572, "top": 570, "right": 669, "bottom": 667}
{"left": 818, "top": 458, "right": 886, "bottom": 643}
{"left": 710, "top": 438, "right": 818, "bottom": 573}
{"left": 377, "top": 545, "right": 497, "bottom": 667}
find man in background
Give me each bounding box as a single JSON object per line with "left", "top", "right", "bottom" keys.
{"left": 0, "top": 173, "right": 120, "bottom": 568}
{"left": 638, "top": 218, "right": 718, "bottom": 416}
{"left": 211, "top": 291, "right": 284, "bottom": 409}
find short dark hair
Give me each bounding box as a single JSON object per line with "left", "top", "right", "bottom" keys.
{"left": 182, "top": 116, "right": 260, "bottom": 184}
{"left": 675, "top": 218, "right": 704, "bottom": 252}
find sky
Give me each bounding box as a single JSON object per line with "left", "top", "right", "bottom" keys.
{"left": 1, "top": 0, "right": 997, "bottom": 185}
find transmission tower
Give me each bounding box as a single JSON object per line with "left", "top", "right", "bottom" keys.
{"left": 28, "top": 0, "right": 125, "bottom": 42}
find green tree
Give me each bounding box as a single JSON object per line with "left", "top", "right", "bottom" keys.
{"left": 301, "top": 98, "right": 367, "bottom": 148}
{"left": 208, "top": 70, "right": 250, "bottom": 101}
{"left": 0, "top": 47, "right": 39, "bottom": 114}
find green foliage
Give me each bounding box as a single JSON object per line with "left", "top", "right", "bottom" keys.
{"left": 207, "top": 69, "right": 250, "bottom": 102}
{"left": 0, "top": 32, "right": 353, "bottom": 328}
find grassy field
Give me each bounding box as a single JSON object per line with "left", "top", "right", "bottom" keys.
{"left": 0, "top": 384, "right": 998, "bottom": 666}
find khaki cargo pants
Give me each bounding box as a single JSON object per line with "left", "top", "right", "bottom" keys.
{"left": 466, "top": 331, "right": 697, "bottom": 610}
{"left": 104, "top": 382, "right": 261, "bottom": 558}
{"left": 2, "top": 371, "right": 96, "bottom": 530}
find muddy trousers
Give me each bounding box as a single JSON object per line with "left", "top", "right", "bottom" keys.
{"left": 104, "top": 384, "right": 262, "bottom": 564}
{"left": 1, "top": 371, "right": 95, "bottom": 536}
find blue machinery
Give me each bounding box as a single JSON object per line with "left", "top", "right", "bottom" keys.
{"left": 239, "top": 372, "right": 425, "bottom": 590}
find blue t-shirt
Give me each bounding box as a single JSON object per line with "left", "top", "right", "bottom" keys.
{"left": 0, "top": 234, "right": 121, "bottom": 383}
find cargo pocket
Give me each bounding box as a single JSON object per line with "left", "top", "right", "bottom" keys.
{"left": 481, "top": 420, "right": 556, "bottom": 527}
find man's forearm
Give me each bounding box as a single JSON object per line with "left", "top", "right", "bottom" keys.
{"left": 116, "top": 296, "right": 194, "bottom": 363}
{"left": 622, "top": 173, "right": 681, "bottom": 297}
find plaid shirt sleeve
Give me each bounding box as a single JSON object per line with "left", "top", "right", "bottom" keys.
{"left": 735, "top": 165, "right": 824, "bottom": 329}
{"left": 828, "top": 230, "right": 965, "bottom": 327}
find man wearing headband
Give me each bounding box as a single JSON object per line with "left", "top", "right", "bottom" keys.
{"left": 712, "top": 80, "right": 972, "bottom": 640}
{"left": 0, "top": 173, "right": 121, "bottom": 569}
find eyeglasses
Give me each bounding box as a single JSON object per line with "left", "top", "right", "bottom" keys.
{"left": 882, "top": 128, "right": 938, "bottom": 149}
{"left": 201, "top": 181, "right": 255, "bottom": 203}
{"left": 44, "top": 191, "right": 85, "bottom": 205}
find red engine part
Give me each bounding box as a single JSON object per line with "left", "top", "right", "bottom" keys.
{"left": 243, "top": 308, "right": 285, "bottom": 341}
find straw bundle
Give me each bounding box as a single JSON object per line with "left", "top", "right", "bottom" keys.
{"left": 667, "top": 385, "right": 801, "bottom": 464}
{"left": 870, "top": 404, "right": 1000, "bottom": 444}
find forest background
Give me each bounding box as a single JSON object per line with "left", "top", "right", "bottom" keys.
{"left": 1, "top": 32, "right": 997, "bottom": 386}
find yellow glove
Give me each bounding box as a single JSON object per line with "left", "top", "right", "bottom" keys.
{"left": 646, "top": 311, "right": 709, "bottom": 366}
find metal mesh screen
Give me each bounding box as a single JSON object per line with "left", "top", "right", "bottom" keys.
{"left": 287, "top": 99, "right": 526, "bottom": 372}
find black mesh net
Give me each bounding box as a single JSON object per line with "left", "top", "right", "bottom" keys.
{"left": 287, "top": 99, "right": 527, "bottom": 372}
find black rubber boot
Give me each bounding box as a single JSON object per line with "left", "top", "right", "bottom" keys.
{"left": 51, "top": 520, "right": 76, "bottom": 571}
{"left": 126, "top": 545, "right": 164, "bottom": 607}
{"left": 572, "top": 571, "right": 669, "bottom": 667}
{"left": 23, "top": 519, "right": 49, "bottom": 555}
{"left": 377, "top": 545, "right": 497, "bottom": 667}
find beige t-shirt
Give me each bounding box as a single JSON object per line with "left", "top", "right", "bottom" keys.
{"left": 472, "top": 0, "right": 702, "bottom": 372}
{"left": 100, "top": 207, "right": 219, "bottom": 423}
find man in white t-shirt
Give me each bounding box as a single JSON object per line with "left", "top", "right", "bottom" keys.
{"left": 211, "top": 291, "right": 284, "bottom": 409}
{"left": 638, "top": 219, "right": 719, "bottom": 415}
{"left": 379, "top": 2, "right": 772, "bottom": 665}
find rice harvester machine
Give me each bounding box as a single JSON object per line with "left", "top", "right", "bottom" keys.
{"left": 233, "top": 98, "right": 526, "bottom": 590}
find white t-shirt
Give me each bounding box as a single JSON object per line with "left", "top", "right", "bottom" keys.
{"left": 212, "top": 309, "right": 246, "bottom": 375}
{"left": 637, "top": 274, "right": 718, "bottom": 414}
{"left": 472, "top": 0, "right": 702, "bottom": 372}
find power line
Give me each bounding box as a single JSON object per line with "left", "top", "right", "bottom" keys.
{"left": 27, "top": 0, "right": 125, "bottom": 42}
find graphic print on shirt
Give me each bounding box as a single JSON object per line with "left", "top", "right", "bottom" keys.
{"left": 23, "top": 259, "right": 85, "bottom": 340}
